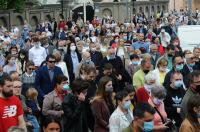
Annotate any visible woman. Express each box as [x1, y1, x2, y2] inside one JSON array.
[[53, 51, 70, 83], [3, 54, 17, 74], [109, 91, 134, 132], [9, 46, 22, 74], [64, 42, 81, 84], [152, 57, 169, 86], [148, 85, 169, 131], [19, 49, 28, 73], [91, 76, 115, 132], [21, 61, 36, 96], [180, 94, 200, 132], [62, 79, 90, 132], [43, 116, 61, 132]]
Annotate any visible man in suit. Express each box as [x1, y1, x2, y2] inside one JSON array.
[[41, 37, 55, 55], [150, 44, 161, 69], [35, 54, 63, 104]]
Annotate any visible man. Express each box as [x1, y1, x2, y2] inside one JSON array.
[[75, 51, 95, 78], [164, 72, 185, 128], [29, 35, 47, 67], [163, 55, 186, 89], [181, 70, 200, 119], [136, 72, 156, 103], [132, 33, 150, 54], [0, 75, 27, 131], [51, 18, 57, 40], [133, 59, 152, 90], [150, 44, 161, 68], [89, 43, 103, 71], [96, 63, 120, 92], [41, 37, 55, 55], [10, 71, 20, 81], [164, 44, 176, 70], [35, 54, 63, 104], [183, 53, 197, 87], [133, 103, 155, 132]]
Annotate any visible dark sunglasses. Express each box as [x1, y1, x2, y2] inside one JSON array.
[[48, 61, 56, 63], [29, 68, 34, 70], [177, 62, 184, 65]]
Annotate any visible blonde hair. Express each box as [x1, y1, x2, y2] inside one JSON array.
[[26, 88, 38, 100]]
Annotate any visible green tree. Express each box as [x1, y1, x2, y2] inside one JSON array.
[[0, 0, 25, 12]]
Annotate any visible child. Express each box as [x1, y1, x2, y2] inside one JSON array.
[[25, 88, 40, 132]]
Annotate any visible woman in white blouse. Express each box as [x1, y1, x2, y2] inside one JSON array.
[[53, 51, 70, 82]]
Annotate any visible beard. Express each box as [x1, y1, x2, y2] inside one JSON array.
[[2, 90, 13, 98]]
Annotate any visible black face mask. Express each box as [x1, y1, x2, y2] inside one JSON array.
[[168, 54, 173, 57], [195, 85, 200, 94], [143, 70, 150, 74]]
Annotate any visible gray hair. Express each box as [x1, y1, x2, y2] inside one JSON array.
[[8, 126, 25, 132], [144, 72, 156, 83], [151, 85, 166, 99]]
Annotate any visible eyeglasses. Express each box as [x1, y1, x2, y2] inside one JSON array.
[[28, 68, 34, 71], [177, 62, 184, 65], [48, 61, 56, 63]]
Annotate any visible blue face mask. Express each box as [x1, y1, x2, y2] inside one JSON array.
[[174, 80, 183, 88], [176, 64, 183, 71], [123, 100, 131, 110], [132, 61, 139, 65], [188, 63, 195, 67], [63, 84, 70, 91], [144, 121, 154, 132]]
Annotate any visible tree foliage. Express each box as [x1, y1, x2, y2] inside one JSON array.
[[0, 0, 25, 12]]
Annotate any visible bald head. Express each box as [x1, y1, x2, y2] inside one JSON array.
[[82, 51, 91, 61]]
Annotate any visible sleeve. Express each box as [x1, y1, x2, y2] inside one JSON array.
[[16, 97, 24, 117], [34, 70, 45, 98], [179, 121, 193, 132], [42, 95, 63, 118], [163, 95, 177, 118], [28, 50, 33, 61], [133, 73, 142, 89], [91, 101, 109, 129], [109, 115, 120, 132]]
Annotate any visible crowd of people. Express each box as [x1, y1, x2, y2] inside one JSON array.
[[1, 8, 200, 132]]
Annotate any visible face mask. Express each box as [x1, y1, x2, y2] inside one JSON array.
[[195, 85, 200, 94], [123, 100, 131, 110], [176, 64, 183, 71], [143, 121, 154, 131], [168, 54, 173, 57], [85, 59, 91, 64], [132, 61, 139, 65], [188, 63, 195, 67], [143, 70, 150, 74], [159, 67, 166, 72], [90, 48, 96, 52], [63, 84, 70, 91], [10, 60, 15, 65], [44, 44, 49, 48], [144, 84, 154, 93], [0, 72, 3, 76], [174, 80, 183, 88], [35, 44, 39, 48], [115, 39, 119, 43], [153, 98, 162, 106], [105, 86, 113, 93], [20, 55, 25, 59], [123, 36, 127, 41], [108, 55, 115, 60], [70, 45, 76, 51]]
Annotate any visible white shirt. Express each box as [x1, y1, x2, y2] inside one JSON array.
[[29, 46, 47, 66]]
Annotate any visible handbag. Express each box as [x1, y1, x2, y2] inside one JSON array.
[[154, 107, 177, 132]]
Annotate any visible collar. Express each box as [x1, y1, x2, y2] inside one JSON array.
[[25, 72, 33, 77]]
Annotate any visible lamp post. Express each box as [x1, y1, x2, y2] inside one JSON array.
[[61, 0, 64, 17], [188, 0, 192, 16], [83, 1, 86, 23], [126, 0, 129, 21]]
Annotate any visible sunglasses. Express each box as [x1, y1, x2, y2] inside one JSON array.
[[48, 61, 56, 63], [177, 62, 184, 65], [28, 68, 34, 70]]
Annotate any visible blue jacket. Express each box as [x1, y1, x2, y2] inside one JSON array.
[[35, 66, 63, 102]]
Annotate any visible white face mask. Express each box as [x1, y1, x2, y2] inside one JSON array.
[[70, 45, 76, 51]]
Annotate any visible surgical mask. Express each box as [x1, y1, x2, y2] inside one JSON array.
[[70, 45, 76, 51], [153, 98, 162, 106], [63, 84, 70, 91], [105, 86, 113, 93], [91, 48, 96, 52], [176, 64, 183, 71], [115, 39, 119, 43], [20, 55, 25, 59], [108, 55, 115, 60], [144, 84, 154, 93], [35, 44, 39, 48], [143, 70, 150, 74], [174, 80, 183, 88], [123, 36, 127, 41], [0, 72, 3, 76], [123, 100, 131, 110], [144, 121, 154, 131], [44, 44, 49, 48], [188, 63, 195, 67], [132, 61, 139, 65], [159, 67, 166, 72], [10, 60, 15, 65], [85, 59, 91, 64]]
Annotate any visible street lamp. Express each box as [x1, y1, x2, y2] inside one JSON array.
[[61, 0, 64, 17]]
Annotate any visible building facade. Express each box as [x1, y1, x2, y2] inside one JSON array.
[[168, 0, 200, 11], [0, 0, 169, 30]]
